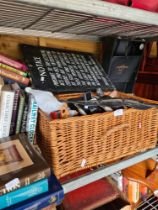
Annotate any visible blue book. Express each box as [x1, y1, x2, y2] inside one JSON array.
[[0, 178, 48, 210], [6, 173, 64, 210]]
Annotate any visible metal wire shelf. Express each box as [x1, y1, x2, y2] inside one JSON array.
[[62, 147, 158, 193], [0, 0, 157, 194], [0, 0, 157, 40]]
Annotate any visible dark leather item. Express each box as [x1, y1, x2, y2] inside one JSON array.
[[108, 55, 141, 91], [102, 37, 144, 93], [60, 176, 121, 210]]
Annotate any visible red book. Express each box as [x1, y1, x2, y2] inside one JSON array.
[[0, 67, 30, 86], [61, 177, 120, 210]]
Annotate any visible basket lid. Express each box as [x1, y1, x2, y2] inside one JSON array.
[[21, 44, 116, 93]]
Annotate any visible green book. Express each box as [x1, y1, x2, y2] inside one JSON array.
[[0, 63, 28, 77], [15, 91, 25, 134]]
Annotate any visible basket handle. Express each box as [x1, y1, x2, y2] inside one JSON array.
[[104, 123, 130, 137]]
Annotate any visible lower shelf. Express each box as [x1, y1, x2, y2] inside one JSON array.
[[62, 147, 158, 194]]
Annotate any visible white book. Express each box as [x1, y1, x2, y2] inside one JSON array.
[[0, 85, 15, 138], [26, 94, 38, 144]]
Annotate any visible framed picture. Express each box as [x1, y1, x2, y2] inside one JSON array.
[[0, 140, 33, 176]]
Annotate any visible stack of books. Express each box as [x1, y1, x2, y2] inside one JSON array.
[[0, 56, 38, 143], [0, 54, 30, 87], [0, 134, 64, 210], [0, 133, 52, 209], [6, 172, 64, 210], [0, 55, 64, 209]]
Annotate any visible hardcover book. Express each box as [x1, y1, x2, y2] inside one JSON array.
[[9, 83, 21, 135], [0, 54, 28, 71], [0, 63, 28, 77], [0, 133, 50, 195], [15, 90, 25, 134], [0, 178, 48, 209], [6, 173, 64, 210], [61, 176, 122, 210], [26, 94, 38, 144], [0, 84, 15, 138], [0, 67, 30, 86], [21, 44, 115, 93], [20, 97, 29, 133]]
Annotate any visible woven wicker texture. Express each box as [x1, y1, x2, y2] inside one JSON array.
[[37, 92, 158, 178]]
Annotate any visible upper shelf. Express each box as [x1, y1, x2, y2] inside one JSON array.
[[1, 0, 158, 40]]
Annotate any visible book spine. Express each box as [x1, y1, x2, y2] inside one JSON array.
[[0, 54, 28, 71], [9, 90, 20, 135], [36, 190, 64, 208], [0, 90, 15, 138], [0, 168, 50, 195], [0, 63, 28, 77], [13, 190, 64, 210], [2, 77, 26, 89], [128, 180, 140, 204], [15, 92, 25, 134], [20, 102, 29, 132], [0, 178, 48, 209], [26, 95, 38, 144], [0, 67, 30, 86]]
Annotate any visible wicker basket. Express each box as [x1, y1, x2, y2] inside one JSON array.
[[37, 92, 158, 178]]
